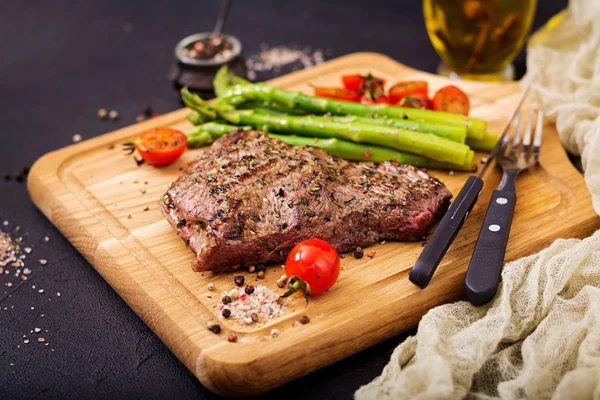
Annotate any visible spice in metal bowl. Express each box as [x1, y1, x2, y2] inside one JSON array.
[[182, 36, 234, 62]]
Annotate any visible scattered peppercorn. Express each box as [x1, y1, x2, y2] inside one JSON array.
[[22, 166, 29, 175], [248, 265, 256, 273], [270, 329, 279, 338], [143, 206, 149, 211], [354, 247, 364, 259], [277, 274, 288, 288], [207, 282, 215, 291], [299, 315, 310, 324], [136, 115, 145, 123], [251, 312, 259, 322], [227, 334, 238, 343], [4, 174, 11, 181], [108, 110, 119, 121], [142, 105, 153, 116], [229, 288, 239, 300], [97, 108, 108, 119], [222, 308, 231, 318], [367, 251, 375, 259], [257, 264, 266, 272], [14, 172, 23, 182], [72, 134, 82, 143], [107, 143, 115, 150], [234, 275, 245, 287], [245, 285, 255, 295], [222, 295, 232, 304], [257, 271, 265, 279], [207, 321, 221, 334]]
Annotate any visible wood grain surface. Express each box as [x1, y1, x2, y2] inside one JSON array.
[[27, 53, 599, 397]]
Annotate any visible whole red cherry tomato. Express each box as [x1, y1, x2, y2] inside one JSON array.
[[283, 238, 341, 298]]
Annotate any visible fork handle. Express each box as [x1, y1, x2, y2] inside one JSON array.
[[464, 170, 518, 306]]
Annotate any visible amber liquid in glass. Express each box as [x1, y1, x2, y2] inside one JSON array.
[[423, 0, 536, 81]]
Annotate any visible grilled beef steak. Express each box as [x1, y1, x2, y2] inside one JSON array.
[[160, 130, 452, 272]]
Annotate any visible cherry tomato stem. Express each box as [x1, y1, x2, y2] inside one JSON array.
[[280, 275, 310, 304]]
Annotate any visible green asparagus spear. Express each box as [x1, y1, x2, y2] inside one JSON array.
[[221, 111, 470, 165], [182, 88, 471, 164], [213, 65, 252, 100], [466, 130, 498, 152], [243, 102, 309, 116], [270, 134, 474, 171], [187, 122, 243, 147], [242, 104, 467, 143], [220, 84, 487, 140], [186, 111, 205, 125]]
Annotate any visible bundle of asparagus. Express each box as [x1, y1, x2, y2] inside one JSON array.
[[182, 66, 498, 171]]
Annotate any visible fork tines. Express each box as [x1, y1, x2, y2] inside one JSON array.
[[500, 109, 543, 164]]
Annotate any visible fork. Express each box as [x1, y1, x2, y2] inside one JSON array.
[[464, 109, 544, 306]]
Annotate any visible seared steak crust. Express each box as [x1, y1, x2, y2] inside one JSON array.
[[160, 130, 451, 272]]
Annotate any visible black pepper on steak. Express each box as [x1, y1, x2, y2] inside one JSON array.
[[159, 130, 452, 272]]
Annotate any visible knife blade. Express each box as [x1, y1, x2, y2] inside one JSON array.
[[408, 85, 530, 288]]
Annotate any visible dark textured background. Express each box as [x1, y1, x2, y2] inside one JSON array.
[[0, 1, 567, 398]]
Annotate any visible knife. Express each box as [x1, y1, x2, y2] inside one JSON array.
[[408, 85, 530, 288]]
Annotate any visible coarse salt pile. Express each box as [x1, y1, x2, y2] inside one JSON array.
[[246, 45, 327, 81], [218, 285, 287, 326], [0, 230, 22, 269]]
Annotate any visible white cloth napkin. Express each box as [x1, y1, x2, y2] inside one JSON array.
[[356, 1, 600, 398]]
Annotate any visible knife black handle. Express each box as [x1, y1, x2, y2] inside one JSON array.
[[464, 171, 518, 306], [409, 175, 483, 288]]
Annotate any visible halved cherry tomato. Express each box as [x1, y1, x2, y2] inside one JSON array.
[[314, 87, 361, 102], [342, 74, 386, 95], [431, 85, 470, 115], [134, 128, 187, 166], [388, 81, 429, 104], [341, 74, 365, 93], [396, 93, 429, 109], [284, 238, 341, 296], [361, 95, 392, 105]]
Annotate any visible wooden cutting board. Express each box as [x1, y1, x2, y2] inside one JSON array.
[[28, 53, 598, 397]]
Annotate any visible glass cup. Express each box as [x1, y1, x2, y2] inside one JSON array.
[[423, 0, 537, 81]]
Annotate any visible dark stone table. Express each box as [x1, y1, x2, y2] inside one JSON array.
[[0, 1, 566, 398]]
